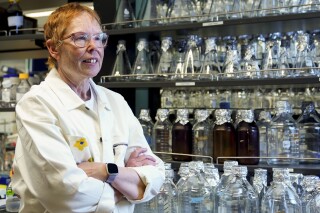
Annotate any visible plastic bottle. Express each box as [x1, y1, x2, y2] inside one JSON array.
[[6, 0, 23, 35], [172, 109, 193, 161], [138, 109, 154, 150], [261, 168, 302, 213], [153, 108, 172, 161], [16, 73, 31, 103], [219, 166, 259, 213]]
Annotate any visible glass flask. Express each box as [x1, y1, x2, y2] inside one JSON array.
[[306, 182, 320, 213], [256, 110, 272, 163], [251, 34, 266, 73], [200, 36, 221, 80], [262, 32, 282, 78], [138, 109, 155, 150], [295, 31, 316, 76], [214, 160, 239, 213], [155, 0, 170, 24], [296, 101, 320, 163], [259, 0, 281, 16], [276, 35, 291, 78], [178, 161, 214, 213], [235, 109, 260, 165], [132, 38, 154, 80], [301, 175, 320, 212], [183, 35, 202, 80], [139, 0, 158, 27], [153, 108, 173, 161], [222, 37, 240, 78], [172, 109, 193, 161], [289, 173, 304, 197], [111, 40, 132, 80], [176, 162, 190, 189], [192, 109, 212, 161], [157, 36, 174, 78], [219, 166, 259, 213], [267, 100, 300, 165], [173, 89, 189, 108], [114, 0, 136, 28], [298, 0, 320, 13], [161, 89, 174, 109], [167, 0, 193, 23], [240, 42, 260, 79], [156, 163, 178, 213], [252, 168, 268, 206], [212, 109, 236, 163], [261, 168, 302, 213], [203, 89, 218, 108]]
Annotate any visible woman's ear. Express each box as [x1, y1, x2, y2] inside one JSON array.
[[46, 39, 60, 60]]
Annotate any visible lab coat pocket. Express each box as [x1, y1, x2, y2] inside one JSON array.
[[66, 135, 93, 164], [113, 143, 128, 167]]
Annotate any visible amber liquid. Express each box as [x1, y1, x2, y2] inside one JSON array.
[[236, 121, 260, 165], [212, 122, 236, 163], [172, 122, 193, 161]]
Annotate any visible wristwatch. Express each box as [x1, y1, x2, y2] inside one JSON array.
[[105, 163, 118, 184]]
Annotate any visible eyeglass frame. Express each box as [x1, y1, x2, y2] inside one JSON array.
[[57, 32, 109, 48]]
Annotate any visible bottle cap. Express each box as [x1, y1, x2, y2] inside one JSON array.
[[2, 79, 12, 88], [220, 102, 230, 109]]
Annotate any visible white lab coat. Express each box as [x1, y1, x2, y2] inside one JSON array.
[[12, 69, 165, 213]]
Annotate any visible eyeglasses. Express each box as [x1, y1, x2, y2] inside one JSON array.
[[58, 32, 108, 48]]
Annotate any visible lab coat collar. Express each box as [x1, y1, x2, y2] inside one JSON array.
[[45, 68, 111, 111]]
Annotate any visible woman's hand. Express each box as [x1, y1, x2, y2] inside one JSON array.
[[126, 147, 157, 167]]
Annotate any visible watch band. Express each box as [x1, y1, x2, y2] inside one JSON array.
[[106, 163, 118, 184]]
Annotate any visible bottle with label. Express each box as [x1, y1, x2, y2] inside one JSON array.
[[192, 109, 212, 161], [6, 0, 23, 35], [212, 109, 236, 163], [172, 109, 193, 161], [267, 100, 300, 165], [138, 109, 155, 150], [153, 108, 172, 161], [16, 73, 31, 103], [296, 101, 320, 164], [235, 109, 260, 165], [111, 40, 132, 80]]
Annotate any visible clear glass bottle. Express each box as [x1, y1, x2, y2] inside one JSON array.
[[111, 40, 132, 80], [153, 108, 172, 161], [176, 162, 190, 189], [132, 38, 154, 80], [267, 100, 300, 165], [178, 161, 214, 213], [6, 0, 23, 35], [289, 173, 304, 198], [306, 182, 320, 213], [16, 73, 31, 103], [160, 89, 174, 109], [172, 109, 193, 161], [200, 37, 221, 80], [256, 110, 272, 163], [219, 166, 259, 213], [203, 163, 220, 191], [192, 109, 212, 161], [138, 109, 155, 150], [235, 109, 260, 165], [296, 101, 320, 164], [214, 160, 238, 213], [261, 168, 302, 213], [6, 174, 20, 212], [1, 76, 12, 108], [157, 36, 174, 78], [212, 109, 236, 163], [252, 168, 268, 206], [156, 163, 178, 213], [301, 175, 320, 212]]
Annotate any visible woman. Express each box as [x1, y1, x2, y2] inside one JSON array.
[[12, 3, 165, 213]]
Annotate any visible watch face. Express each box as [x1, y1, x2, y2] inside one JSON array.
[[108, 163, 118, 173]]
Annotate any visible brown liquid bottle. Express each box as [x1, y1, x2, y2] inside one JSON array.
[[172, 109, 193, 161], [235, 110, 260, 165], [212, 109, 236, 164]]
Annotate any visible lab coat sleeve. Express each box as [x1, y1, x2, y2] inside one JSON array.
[[13, 95, 116, 213], [121, 102, 165, 204]]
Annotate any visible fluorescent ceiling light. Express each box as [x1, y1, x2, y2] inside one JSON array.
[[24, 3, 94, 18]]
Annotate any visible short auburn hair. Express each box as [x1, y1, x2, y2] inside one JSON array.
[[44, 3, 102, 69]]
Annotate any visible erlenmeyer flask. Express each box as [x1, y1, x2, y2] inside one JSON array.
[[132, 38, 154, 80], [222, 37, 240, 78], [111, 40, 132, 80], [114, 0, 136, 29], [183, 35, 202, 80], [200, 36, 221, 80], [157, 36, 174, 79], [139, 0, 158, 26]]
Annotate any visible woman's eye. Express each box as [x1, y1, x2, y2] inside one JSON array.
[[76, 34, 88, 41]]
